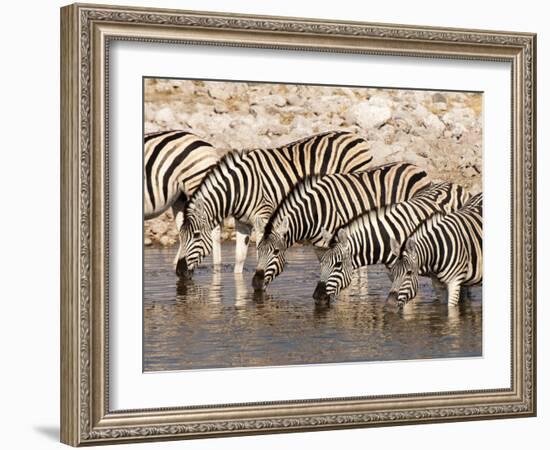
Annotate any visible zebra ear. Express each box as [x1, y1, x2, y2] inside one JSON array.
[[319, 228, 333, 247], [390, 237, 402, 257], [254, 217, 266, 235], [277, 216, 290, 236], [192, 198, 207, 220], [178, 179, 187, 194], [405, 237, 417, 253], [337, 228, 350, 243], [340, 236, 351, 253]]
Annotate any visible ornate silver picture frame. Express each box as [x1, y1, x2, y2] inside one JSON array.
[[60, 3, 536, 446]]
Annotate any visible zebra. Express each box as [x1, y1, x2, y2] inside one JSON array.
[[252, 162, 431, 291], [144, 130, 223, 266], [386, 192, 482, 307], [313, 182, 471, 303], [175, 130, 374, 277]]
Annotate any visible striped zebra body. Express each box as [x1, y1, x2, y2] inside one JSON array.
[[144, 130, 220, 218], [176, 131, 373, 277], [144, 130, 222, 267], [387, 193, 482, 307], [313, 182, 471, 302], [253, 162, 431, 291]]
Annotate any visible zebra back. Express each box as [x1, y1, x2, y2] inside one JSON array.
[[186, 130, 373, 228], [332, 181, 470, 267], [144, 130, 220, 218], [265, 162, 430, 248]]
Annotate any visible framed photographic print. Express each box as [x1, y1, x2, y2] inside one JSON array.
[[60, 3, 537, 446]]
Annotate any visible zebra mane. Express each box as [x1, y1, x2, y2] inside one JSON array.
[[268, 130, 346, 150], [327, 184, 453, 251], [237, 130, 345, 154], [395, 195, 482, 257], [398, 192, 481, 254], [462, 192, 483, 210], [389, 184, 463, 256], [263, 163, 404, 238], [186, 149, 246, 205], [262, 175, 323, 237], [395, 211, 447, 257]]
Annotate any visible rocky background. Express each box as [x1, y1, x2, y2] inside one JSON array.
[[144, 79, 482, 247]]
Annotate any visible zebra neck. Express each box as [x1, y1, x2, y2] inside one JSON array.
[[380, 198, 444, 262], [287, 219, 320, 248], [193, 152, 262, 225], [404, 195, 443, 224], [413, 230, 438, 276], [347, 211, 395, 267]]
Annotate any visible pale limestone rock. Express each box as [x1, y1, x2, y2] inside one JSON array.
[[286, 94, 304, 106], [150, 220, 168, 236], [423, 112, 446, 136], [155, 107, 176, 127], [347, 101, 392, 129], [412, 104, 429, 123], [207, 84, 232, 100], [432, 92, 447, 104], [144, 122, 158, 134], [213, 101, 229, 114]]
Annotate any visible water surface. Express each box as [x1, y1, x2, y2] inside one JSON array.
[[144, 244, 482, 371]]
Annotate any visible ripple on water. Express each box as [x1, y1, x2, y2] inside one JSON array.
[[143, 244, 482, 371]]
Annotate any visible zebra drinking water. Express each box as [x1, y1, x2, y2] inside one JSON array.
[[387, 193, 482, 307], [175, 130, 374, 277], [313, 182, 471, 303], [144, 130, 223, 266], [252, 162, 431, 291]]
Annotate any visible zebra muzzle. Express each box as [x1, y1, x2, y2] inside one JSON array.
[[386, 292, 403, 307], [252, 270, 266, 291], [176, 258, 193, 279], [313, 281, 329, 302]]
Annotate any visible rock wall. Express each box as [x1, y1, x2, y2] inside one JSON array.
[[144, 79, 482, 247]]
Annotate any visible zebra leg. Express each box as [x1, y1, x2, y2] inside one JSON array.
[[446, 280, 463, 307], [431, 276, 447, 302], [212, 225, 222, 266], [234, 221, 252, 274]]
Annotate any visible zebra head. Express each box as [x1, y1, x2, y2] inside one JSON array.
[[252, 217, 290, 291], [313, 228, 353, 303], [175, 198, 213, 278], [387, 237, 420, 307]]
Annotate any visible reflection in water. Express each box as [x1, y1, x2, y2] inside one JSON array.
[[144, 244, 482, 371]]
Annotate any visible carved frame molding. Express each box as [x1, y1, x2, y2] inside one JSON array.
[[60, 3, 536, 446]]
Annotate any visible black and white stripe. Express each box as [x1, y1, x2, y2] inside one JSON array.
[[176, 130, 373, 277], [252, 162, 431, 291], [313, 182, 471, 302], [387, 192, 482, 307], [144, 130, 222, 267], [144, 130, 220, 218]]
